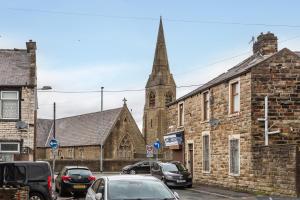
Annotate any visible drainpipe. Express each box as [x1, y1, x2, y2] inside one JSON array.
[[100, 144, 103, 173]]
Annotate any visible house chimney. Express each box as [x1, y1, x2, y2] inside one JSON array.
[[253, 32, 278, 55], [26, 40, 36, 53]]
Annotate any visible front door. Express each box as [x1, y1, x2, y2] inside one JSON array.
[[188, 143, 194, 176]]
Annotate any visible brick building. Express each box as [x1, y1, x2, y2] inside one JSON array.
[[36, 103, 146, 163], [0, 41, 37, 161], [165, 32, 300, 196]]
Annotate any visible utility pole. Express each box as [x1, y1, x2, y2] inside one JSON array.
[[101, 87, 104, 111], [52, 102, 56, 179]]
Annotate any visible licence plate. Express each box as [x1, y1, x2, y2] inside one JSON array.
[[177, 180, 186, 183], [73, 184, 86, 189]]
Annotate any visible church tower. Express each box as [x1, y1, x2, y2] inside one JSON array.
[[143, 17, 176, 146]]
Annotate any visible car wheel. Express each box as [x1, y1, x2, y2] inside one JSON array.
[[29, 192, 45, 200], [130, 170, 136, 174]]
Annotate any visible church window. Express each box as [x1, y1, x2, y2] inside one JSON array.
[[178, 102, 184, 127], [149, 92, 155, 107], [165, 92, 173, 105], [118, 135, 133, 159], [150, 119, 153, 128]]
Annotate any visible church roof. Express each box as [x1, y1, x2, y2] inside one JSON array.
[[37, 107, 123, 147], [169, 48, 300, 105], [146, 17, 176, 88], [0, 49, 35, 86]]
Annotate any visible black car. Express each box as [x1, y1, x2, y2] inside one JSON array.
[[121, 160, 156, 174], [0, 161, 54, 200], [55, 166, 95, 197], [151, 161, 192, 188]]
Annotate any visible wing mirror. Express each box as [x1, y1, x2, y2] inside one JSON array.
[[173, 191, 180, 199], [95, 193, 103, 200]]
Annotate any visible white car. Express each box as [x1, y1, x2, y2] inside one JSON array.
[[85, 175, 180, 200]]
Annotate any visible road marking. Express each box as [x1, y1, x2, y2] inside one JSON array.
[[187, 188, 238, 199]]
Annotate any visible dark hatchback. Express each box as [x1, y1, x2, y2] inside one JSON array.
[[151, 161, 192, 188], [121, 160, 155, 174], [55, 166, 95, 197], [0, 161, 54, 200]]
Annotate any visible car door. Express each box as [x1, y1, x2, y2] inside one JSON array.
[[140, 161, 150, 174], [86, 178, 105, 200], [151, 163, 161, 179]]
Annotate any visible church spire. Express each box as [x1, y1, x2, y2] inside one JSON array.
[[152, 16, 169, 73]]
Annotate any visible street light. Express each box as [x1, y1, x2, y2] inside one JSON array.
[[34, 85, 52, 161]]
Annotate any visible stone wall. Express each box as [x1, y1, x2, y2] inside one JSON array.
[[0, 86, 36, 161], [167, 72, 253, 188]]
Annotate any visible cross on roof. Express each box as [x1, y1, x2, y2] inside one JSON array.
[[122, 97, 127, 105]]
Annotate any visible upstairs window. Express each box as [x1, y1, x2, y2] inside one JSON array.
[[230, 81, 240, 114], [149, 92, 156, 107], [165, 92, 173, 105], [203, 91, 209, 121], [178, 102, 184, 127], [0, 91, 19, 119]]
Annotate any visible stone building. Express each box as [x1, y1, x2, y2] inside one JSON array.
[[143, 18, 176, 148], [166, 32, 300, 196], [36, 103, 146, 163], [0, 41, 37, 161]]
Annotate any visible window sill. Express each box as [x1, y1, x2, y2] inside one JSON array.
[[228, 112, 240, 118], [202, 170, 210, 174], [229, 173, 240, 177], [177, 125, 184, 129], [200, 120, 210, 124]]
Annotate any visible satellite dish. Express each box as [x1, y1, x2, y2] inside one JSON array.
[[209, 118, 220, 127], [16, 121, 28, 129]]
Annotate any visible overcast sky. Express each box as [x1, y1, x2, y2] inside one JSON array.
[[1, 1, 300, 130]]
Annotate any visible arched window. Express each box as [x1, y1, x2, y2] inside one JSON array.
[[165, 91, 173, 105], [149, 91, 156, 107], [118, 135, 133, 159]]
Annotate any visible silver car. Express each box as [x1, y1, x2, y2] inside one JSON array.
[[85, 175, 180, 200]]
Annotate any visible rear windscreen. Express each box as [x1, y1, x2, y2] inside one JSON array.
[[67, 169, 91, 176]]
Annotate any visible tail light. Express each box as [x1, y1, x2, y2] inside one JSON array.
[[88, 176, 96, 181], [47, 176, 52, 191], [62, 175, 71, 182]]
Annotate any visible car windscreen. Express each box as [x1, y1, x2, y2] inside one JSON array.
[[161, 163, 179, 172], [67, 169, 91, 176], [108, 179, 174, 199], [174, 163, 188, 172]]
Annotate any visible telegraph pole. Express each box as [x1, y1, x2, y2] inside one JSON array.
[[101, 87, 104, 111], [100, 87, 104, 173]]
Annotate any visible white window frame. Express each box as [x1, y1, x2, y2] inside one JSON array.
[[202, 131, 210, 173], [228, 78, 240, 115], [186, 140, 194, 176], [0, 142, 20, 153], [178, 102, 184, 127], [0, 91, 19, 120], [228, 134, 240, 176], [202, 90, 210, 121]]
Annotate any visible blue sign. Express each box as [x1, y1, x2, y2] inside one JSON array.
[[153, 140, 161, 149], [49, 139, 59, 149]]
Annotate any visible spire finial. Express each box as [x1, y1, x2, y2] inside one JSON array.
[[122, 97, 127, 105]]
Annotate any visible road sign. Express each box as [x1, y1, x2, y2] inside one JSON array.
[[49, 139, 59, 149], [153, 140, 161, 149], [146, 145, 154, 158]]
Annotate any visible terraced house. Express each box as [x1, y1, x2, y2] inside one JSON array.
[[166, 32, 300, 196], [0, 40, 37, 161]]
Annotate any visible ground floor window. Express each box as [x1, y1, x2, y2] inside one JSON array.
[[0, 142, 20, 153], [229, 135, 240, 176], [202, 132, 210, 173]]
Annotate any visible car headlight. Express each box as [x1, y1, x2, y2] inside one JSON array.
[[165, 175, 173, 180]]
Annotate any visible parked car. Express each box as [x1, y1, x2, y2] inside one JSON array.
[[85, 175, 180, 200], [0, 161, 55, 200], [121, 160, 155, 174], [55, 166, 95, 197], [151, 161, 192, 188]]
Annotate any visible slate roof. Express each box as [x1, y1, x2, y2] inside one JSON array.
[[170, 49, 300, 105], [295, 51, 300, 57], [37, 107, 123, 147], [0, 49, 35, 86]]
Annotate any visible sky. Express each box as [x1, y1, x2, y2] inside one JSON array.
[[1, 1, 300, 130]]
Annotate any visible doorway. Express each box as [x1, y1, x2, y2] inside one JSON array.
[[187, 142, 194, 176]]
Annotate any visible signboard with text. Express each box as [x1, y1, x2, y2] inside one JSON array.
[[146, 145, 154, 158]]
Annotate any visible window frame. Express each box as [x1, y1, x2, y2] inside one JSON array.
[[0, 142, 20, 153], [202, 131, 210, 173], [228, 78, 240, 115], [178, 102, 184, 127], [0, 91, 20, 120], [202, 91, 210, 121], [228, 134, 240, 176], [149, 91, 156, 107]]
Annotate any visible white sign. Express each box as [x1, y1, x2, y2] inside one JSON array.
[[146, 145, 153, 158], [164, 133, 183, 147]]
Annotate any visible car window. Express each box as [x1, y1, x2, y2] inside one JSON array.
[[67, 169, 91, 176], [92, 179, 101, 193], [97, 179, 105, 194], [4, 165, 26, 182], [28, 165, 48, 180], [161, 163, 178, 172]]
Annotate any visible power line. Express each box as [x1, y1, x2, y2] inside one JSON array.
[[7, 7, 300, 29]]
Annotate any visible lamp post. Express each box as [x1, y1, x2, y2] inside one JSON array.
[[34, 86, 52, 161]]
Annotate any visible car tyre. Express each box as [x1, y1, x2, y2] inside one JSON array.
[[29, 192, 45, 200], [187, 184, 192, 188], [130, 170, 136, 174]]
